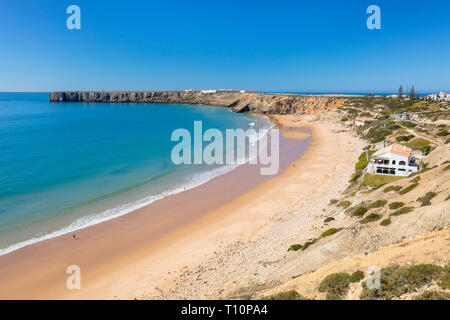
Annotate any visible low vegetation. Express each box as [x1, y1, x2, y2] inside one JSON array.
[[288, 244, 302, 252], [368, 200, 387, 209], [362, 174, 403, 188], [383, 185, 402, 193], [398, 183, 419, 194], [355, 151, 374, 171], [406, 138, 430, 149], [301, 238, 319, 251], [415, 291, 449, 300], [360, 264, 448, 300], [360, 213, 382, 224], [396, 134, 414, 142], [352, 207, 368, 217], [318, 272, 350, 300], [417, 192, 437, 206], [390, 207, 414, 217], [349, 271, 365, 283], [388, 202, 404, 210], [321, 228, 339, 238], [324, 217, 335, 223], [338, 201, 351, 208], [401, 121, 417, 128], [380, 218, 391, 226], [410, 176, 421, 184], [263, 290, 310, 300]]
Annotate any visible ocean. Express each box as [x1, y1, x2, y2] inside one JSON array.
[[0, 93, 272, 255]]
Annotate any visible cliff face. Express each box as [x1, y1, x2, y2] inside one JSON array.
[[228, 94, 346, 114], [49, 91, 346, 115]]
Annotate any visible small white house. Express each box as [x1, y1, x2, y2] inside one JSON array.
[[367, 143, 419, 177]]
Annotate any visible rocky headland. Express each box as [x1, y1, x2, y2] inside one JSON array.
[[49, 91, 347, 115]]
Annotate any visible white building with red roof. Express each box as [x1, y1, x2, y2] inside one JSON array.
[[367, 143, 419, 177]]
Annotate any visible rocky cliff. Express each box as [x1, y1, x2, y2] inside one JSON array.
[[49, 91, 346, 115]]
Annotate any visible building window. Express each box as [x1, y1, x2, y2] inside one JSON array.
[[399, 161, 406, 166], [392, 160, 396, 165]]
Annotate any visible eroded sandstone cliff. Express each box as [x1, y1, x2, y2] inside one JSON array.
[[49, 91, 346, 115]]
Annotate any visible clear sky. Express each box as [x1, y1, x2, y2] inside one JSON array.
[[0, 0, 448, 93]]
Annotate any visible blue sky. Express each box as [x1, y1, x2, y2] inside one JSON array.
[[0, 0, 448, 93]]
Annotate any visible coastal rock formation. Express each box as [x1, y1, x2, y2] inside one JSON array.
[[228, 94, 346, 114], [49, 91, 346, 115]]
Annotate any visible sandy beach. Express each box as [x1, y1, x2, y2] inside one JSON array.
[[0, 114, 364, 299]]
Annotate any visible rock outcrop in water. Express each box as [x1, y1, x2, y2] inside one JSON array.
[[49, 91, 346, 115]]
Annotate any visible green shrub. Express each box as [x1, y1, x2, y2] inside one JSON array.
[[349, 271, 364, 283], [288, 244, 302, 252], [355, 151, 374, 171], [398, 183, 419, 194], [321, 228, 339, 238], [318, 273, 350, 300], [388, 202, 404, 210], [352, 207, 368, 217], [349, 172, 361, 183], [324, 217, 335, 223], [422, 145, 431, 155], [417, 192, 437, 206], [436, 129, 449, 136], [401, 121, 417, 128], [390, 207, 414, 217], [364, 127, 393, 143], [410, 176, 421, 184], [360, 213, 382, 224], [445, 138, 450, 144], [446, 194, 450, 201], [264, 290, 309, 300], [396, 135, 411, 142], [338, 201, 351, 208], [444, 165, 450, 171], [301, 238, 319, 251], [383, 185, 402, 193], [380, 218, 391, 226], [329, 199, 338, 205], [369, 200, 387, 209], [407, 264, 443, 288]]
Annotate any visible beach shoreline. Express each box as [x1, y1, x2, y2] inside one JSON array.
[[0, 114, 364, 299]]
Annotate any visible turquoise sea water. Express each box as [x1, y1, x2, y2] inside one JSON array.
[[0, 93, 271, 254]]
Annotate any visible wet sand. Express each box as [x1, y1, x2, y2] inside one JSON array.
[[0, 118, 311, 299]]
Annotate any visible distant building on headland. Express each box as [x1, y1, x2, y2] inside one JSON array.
[[355, 117, 377, 126], [200, 89, 257, 94], [367, 143, 419, 177]]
